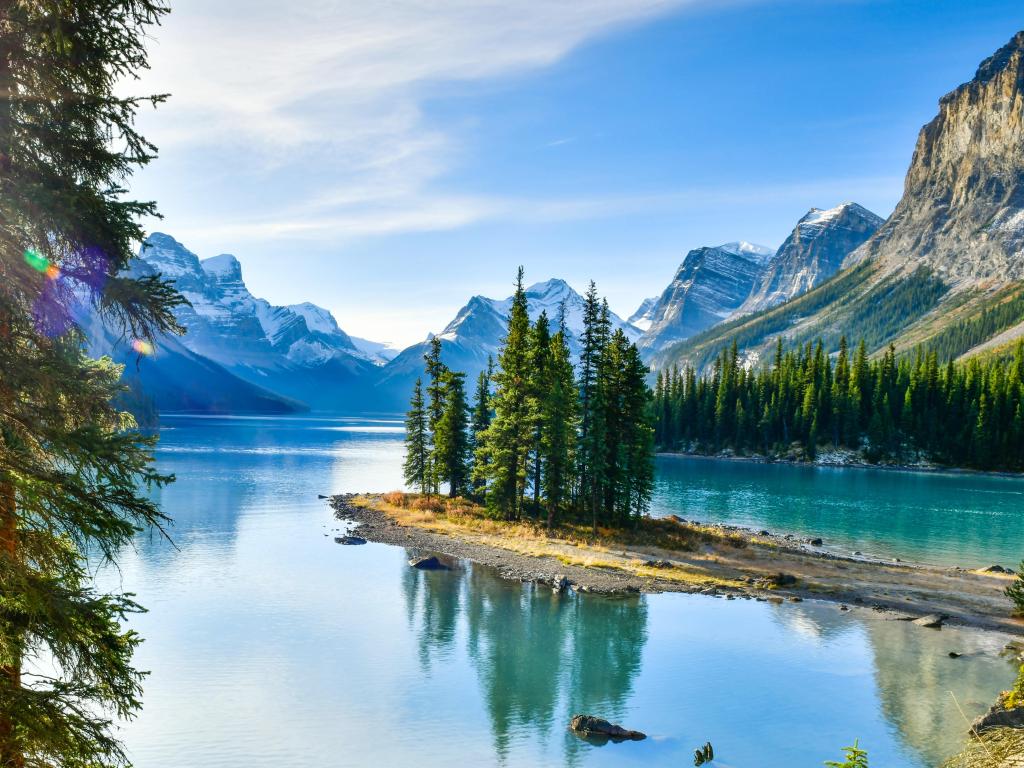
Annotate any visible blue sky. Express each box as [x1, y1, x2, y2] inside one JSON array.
[[132, 0, 1024, 347]]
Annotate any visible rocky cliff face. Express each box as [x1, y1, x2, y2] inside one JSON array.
[[739, 203, 883, 315], [846, 30, 1024, 284], [638, 242, 773, 352]]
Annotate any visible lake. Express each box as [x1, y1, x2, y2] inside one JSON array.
[[111, 414, 1024, 767]]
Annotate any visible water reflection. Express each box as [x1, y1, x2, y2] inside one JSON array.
[[864, 616, 1014, 762], [403, 560, 649, 765]]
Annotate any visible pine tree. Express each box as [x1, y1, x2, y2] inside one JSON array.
[[403, 378, 429, 493], [469, 358, 493, 499], [577, 286, 611, 531], [433, 371, 471, 497], [526, 311, 552, 517], [476, 268, 533, 520], [0, 3, 187, 764], [423, 336, 447, 494], [540, 311, 577, 528]]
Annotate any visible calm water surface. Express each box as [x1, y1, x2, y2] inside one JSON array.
[[653, 455, 1024, 567], [112, 415, 1024, 767]]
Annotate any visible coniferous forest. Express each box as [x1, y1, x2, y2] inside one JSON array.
[[404, 269, 655, 530], [653, 337, 1024, 471]]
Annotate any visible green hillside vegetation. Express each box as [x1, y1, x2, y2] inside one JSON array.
[[917, 283, 1024, 362]]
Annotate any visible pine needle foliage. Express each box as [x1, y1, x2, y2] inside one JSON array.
[[0, 2, 186, 766]]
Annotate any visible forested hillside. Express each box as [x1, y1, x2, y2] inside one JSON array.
[[654, 338, 1024, 470]]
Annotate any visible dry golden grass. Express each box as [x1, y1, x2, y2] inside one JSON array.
[[941, 728, 1024, 768], [351, 492, 746, 588]]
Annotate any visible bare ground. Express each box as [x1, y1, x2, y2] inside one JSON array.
[[331, 493, 1024, 636]]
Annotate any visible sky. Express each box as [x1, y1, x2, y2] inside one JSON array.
[[130, 0, 1024, 349]]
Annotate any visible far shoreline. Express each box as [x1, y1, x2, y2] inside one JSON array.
[[656, 449, 1024, 480]]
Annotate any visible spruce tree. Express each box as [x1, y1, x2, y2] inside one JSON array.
[[469, 359, 493, 499], [403, 378, 429, 493], [577, 285, 611, 531], [433, 371, 470, 497], [476, 268, 533, 520], [0, 3, 187, 765], [526, 311, 552, 517], [540, 310, 577, 528], [423, 336, 447, 494]]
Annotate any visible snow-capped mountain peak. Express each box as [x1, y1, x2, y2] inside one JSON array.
[[736, 202, 884, 316], [718, 241, 775, 263], [135, 233, 389, 401]]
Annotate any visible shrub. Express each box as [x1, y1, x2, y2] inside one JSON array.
[[1006, 562, 1024, 615], [1001, 665, 1024, 710], [411, 496, 444, 513], [382, 491, 408, 507]]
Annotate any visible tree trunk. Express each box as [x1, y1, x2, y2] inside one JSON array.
[[0, 479, 22, 768]]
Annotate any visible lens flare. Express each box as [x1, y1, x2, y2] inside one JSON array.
[[131, 339, 154, 356], [44, 264, 60, 280], [24, 249, 49, 272]]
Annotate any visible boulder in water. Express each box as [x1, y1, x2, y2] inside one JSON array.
[[569, 715, 645, 742], [912, 613, 948, 628], [409, 555, 450, 570], [334, 535, 367, 545]]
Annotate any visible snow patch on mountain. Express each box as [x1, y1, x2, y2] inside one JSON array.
[[628, 297, 658, 332], [638, 242, 771, 353]]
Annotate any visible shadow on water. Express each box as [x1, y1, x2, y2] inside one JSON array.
[[401, 559, 648, 766]]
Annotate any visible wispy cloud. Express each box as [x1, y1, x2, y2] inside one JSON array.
[[133, 0, 727, 246], [166, 175, 903, 245]]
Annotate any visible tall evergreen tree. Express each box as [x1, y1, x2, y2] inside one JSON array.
[[577, 285, 611, 531], [433, 371, 471, 497], [403, 378, 429, 493], [540, 309, 577, 528], [0, 3, 187, 765], [469, 358, 493, 499], [423, 336, 447, 494], [526, 311, 552, 517], [476, 268, 533, 519]]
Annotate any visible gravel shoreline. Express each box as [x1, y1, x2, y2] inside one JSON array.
[[330, 494, 1024, 635]]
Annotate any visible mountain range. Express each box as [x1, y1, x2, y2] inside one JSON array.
[[654, 29, 1024, 373], [96, 30, 1024, 415]]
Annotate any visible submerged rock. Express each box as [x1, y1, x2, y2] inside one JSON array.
[[569, 714, 645, 742], [409, 556, 450, 571], [809, 538, 823, 546], [551, 575, 570, 593], [912, 613, 948, 628], [334, 535, 367, 545]]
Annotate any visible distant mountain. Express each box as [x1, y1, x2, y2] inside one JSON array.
[[627, 297, 658, 332], [737, 203, 883, 315], [81, 311, 303, 416], [375, 278, 641, 406], [349, 335, 400, 364], [132, 233, 388, 410], [652, 30, 1024, 373], [637, 241, 773, 353]]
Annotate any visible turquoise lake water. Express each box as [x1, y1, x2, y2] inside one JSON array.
[[111, 414, 1024, 767]]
